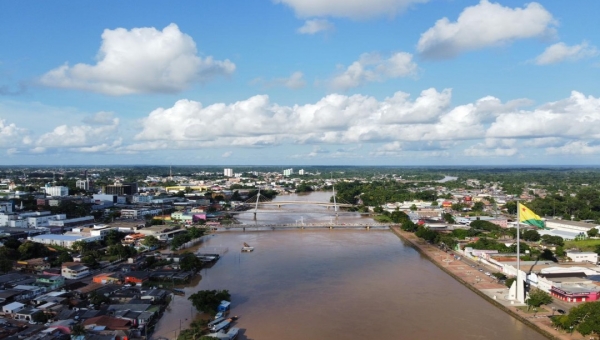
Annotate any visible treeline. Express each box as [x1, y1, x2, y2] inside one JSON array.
[[332, 180, 438, 206], [526, 187, 600, 222]]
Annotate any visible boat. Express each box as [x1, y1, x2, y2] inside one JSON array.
[[241, 242, 254, 252]]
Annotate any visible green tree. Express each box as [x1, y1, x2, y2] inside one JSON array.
[[71, 323, 87, 336], [142, 235, 160, 248], [526, 288, 552, 310], [442, 213, 455, 224], [0, 258, 13, 273], [522, 229, 541, 242], [188, 290, 231, 315], [505, 201, 517, 215], [17, 241, 49, 260], [588, 228, 599, 238], [179, 252, 203, 272], [472, 201, 484, 211], [553, 301, 600, 337]]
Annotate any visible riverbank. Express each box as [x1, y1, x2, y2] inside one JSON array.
[[390, 227, 585, 340]]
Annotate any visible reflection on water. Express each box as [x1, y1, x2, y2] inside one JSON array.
[[152, 193, 545, 340]]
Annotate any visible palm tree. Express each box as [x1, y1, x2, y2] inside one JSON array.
[[70, 323, 86, 336]]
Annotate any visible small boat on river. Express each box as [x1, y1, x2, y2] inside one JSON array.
[[241, 242, 254, 252]]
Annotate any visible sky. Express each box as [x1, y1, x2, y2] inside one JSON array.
[[1, 0, 599, 166]]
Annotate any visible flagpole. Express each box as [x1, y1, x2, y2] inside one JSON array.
[[516, 202, 521, 303]]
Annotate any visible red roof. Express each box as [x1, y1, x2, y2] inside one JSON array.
[[83, 315, 131, 330]]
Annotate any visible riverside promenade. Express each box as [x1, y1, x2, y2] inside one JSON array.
[[391, 227, 588, 340]]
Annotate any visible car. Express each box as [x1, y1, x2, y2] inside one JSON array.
[[484, 272, 491, 276], [478, 269, 484, 272], [557, 309, 566, 315]]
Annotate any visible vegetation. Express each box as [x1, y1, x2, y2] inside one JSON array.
[[525, 288, 552, 310], [188, 290, 231, 315], [552, 301, 600, 337]]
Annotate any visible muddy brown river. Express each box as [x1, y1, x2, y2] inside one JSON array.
[[152, 192, 546, 340]]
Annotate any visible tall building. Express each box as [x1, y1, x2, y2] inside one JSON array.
[[103, 183, 138, 195], [283, 168, 293, 177], [224, 168, 233, 177], [76, 179, 90, 191], [44, 185, 69, 197], [298, 169, 305, 175]]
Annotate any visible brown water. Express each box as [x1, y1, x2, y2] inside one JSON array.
[[152, 193, 547, 340]]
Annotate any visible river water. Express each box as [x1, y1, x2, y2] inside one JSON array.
[[152, 192, 545, 340]]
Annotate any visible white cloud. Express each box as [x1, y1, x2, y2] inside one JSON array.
[[35, 118, 120, 150], [417, 0, 556, 59], [0, 118, 29, 147], [297, 19, 334, 34], [274, 0, 427, 19], [222, 151, 233, 158], [546, 141, 600, 155], [535, 41, 599, 65], [487, 91, 600, 139], [39, 23, 235, 95], [330, 52, 417, 90]]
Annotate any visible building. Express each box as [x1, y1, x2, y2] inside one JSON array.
[[283, 168, 293, 176], [224, 168, 233, 177], [566, 251, 598, 264], [61, 263, 90, 279], [120, 208, 160, 219], [76, 179, 90, 191], [28, 233, 101, 248], [43, 185, 69, 197], [103, 183, 138, 196]]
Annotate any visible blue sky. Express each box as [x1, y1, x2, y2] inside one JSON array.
[[1, 0, 599, 166]]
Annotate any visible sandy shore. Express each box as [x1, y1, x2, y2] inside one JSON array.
[[390, 227, 588, 340]]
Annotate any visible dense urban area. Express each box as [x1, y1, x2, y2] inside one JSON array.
[[0, 166, 600, 339]]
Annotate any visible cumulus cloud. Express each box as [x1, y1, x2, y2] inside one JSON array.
[[546, 141, 600, 155], [274, 0, 427, 19], [0, 119, 29, 147], [535, 41, 599, 65], [39, 23, 235, 95], [35, 118, 120, 150], [222, 151, 233, 158], [330, 52, 417, 90], [133, 87, 496, 153], [417, 0, 556, 59], [487, 91, 600, 139], [297, 19, 334, 34]]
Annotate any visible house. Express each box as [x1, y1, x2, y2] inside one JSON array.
[[140, 289, 168, 302], [123, 271, 150, 285], [35, 275, 65, 290], [83, 315, 132, 330], [2, 301, 24, 315], [93, 272, 122, 284], [123, 233, 145, 245], [14, 258, 51, 273], [14, 306, 40, 321], [62, 263, 90, 279], [12, 284, 45, 299]]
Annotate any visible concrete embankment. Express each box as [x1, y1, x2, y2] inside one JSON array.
[[390, 227, 581, 340]]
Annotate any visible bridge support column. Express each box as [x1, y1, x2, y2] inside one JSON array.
[[278, 204, 281, 208], [253, 212, 257, 220], [243, 227, 246, 232]]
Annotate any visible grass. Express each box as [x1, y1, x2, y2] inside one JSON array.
[[516, 306, 548, 314], [564, 239, 600, 251]]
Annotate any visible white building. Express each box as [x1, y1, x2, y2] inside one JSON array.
[[298, 169, 305, 175], [224, 168, 233, 177], [565, 251, 598, 264], [61, 264, 90, 279], [546, 219, 599, 234], [44, 186, 69, 197], [283, 168, 293, 176], [76, 179, 90, 191], [28, 233, 101, 248]]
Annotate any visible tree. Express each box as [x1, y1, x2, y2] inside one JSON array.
[[553, 301, 600, 337], [522, 229, 541, 242], [539, 249, 556, 262], [0, 258, 13, 273], [104, 229, 125, 246], [505, 201, 517, 215], [17, 241, 49, 260], [472, 201, 484, 211], [142, 235, 160, 248], [188, 290, 231, 315], [409, 204, 418, 211], [179, 252, 203, 272], [71, 323, 87, 336], [526, 288, 552, 310], [588, 228, 599, 238], [442, 213, 455, 224]]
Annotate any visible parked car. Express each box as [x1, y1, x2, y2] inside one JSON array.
[[557, 309, 566, 315]]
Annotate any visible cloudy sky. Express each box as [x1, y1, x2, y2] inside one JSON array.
[[1, 0, 599, 166]]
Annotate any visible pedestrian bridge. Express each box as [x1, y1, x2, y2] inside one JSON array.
[[215, 223, 390, 231], [255, 201, 354, 208]]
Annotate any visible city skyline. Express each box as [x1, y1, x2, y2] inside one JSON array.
[[1, 0, 599, 166]]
